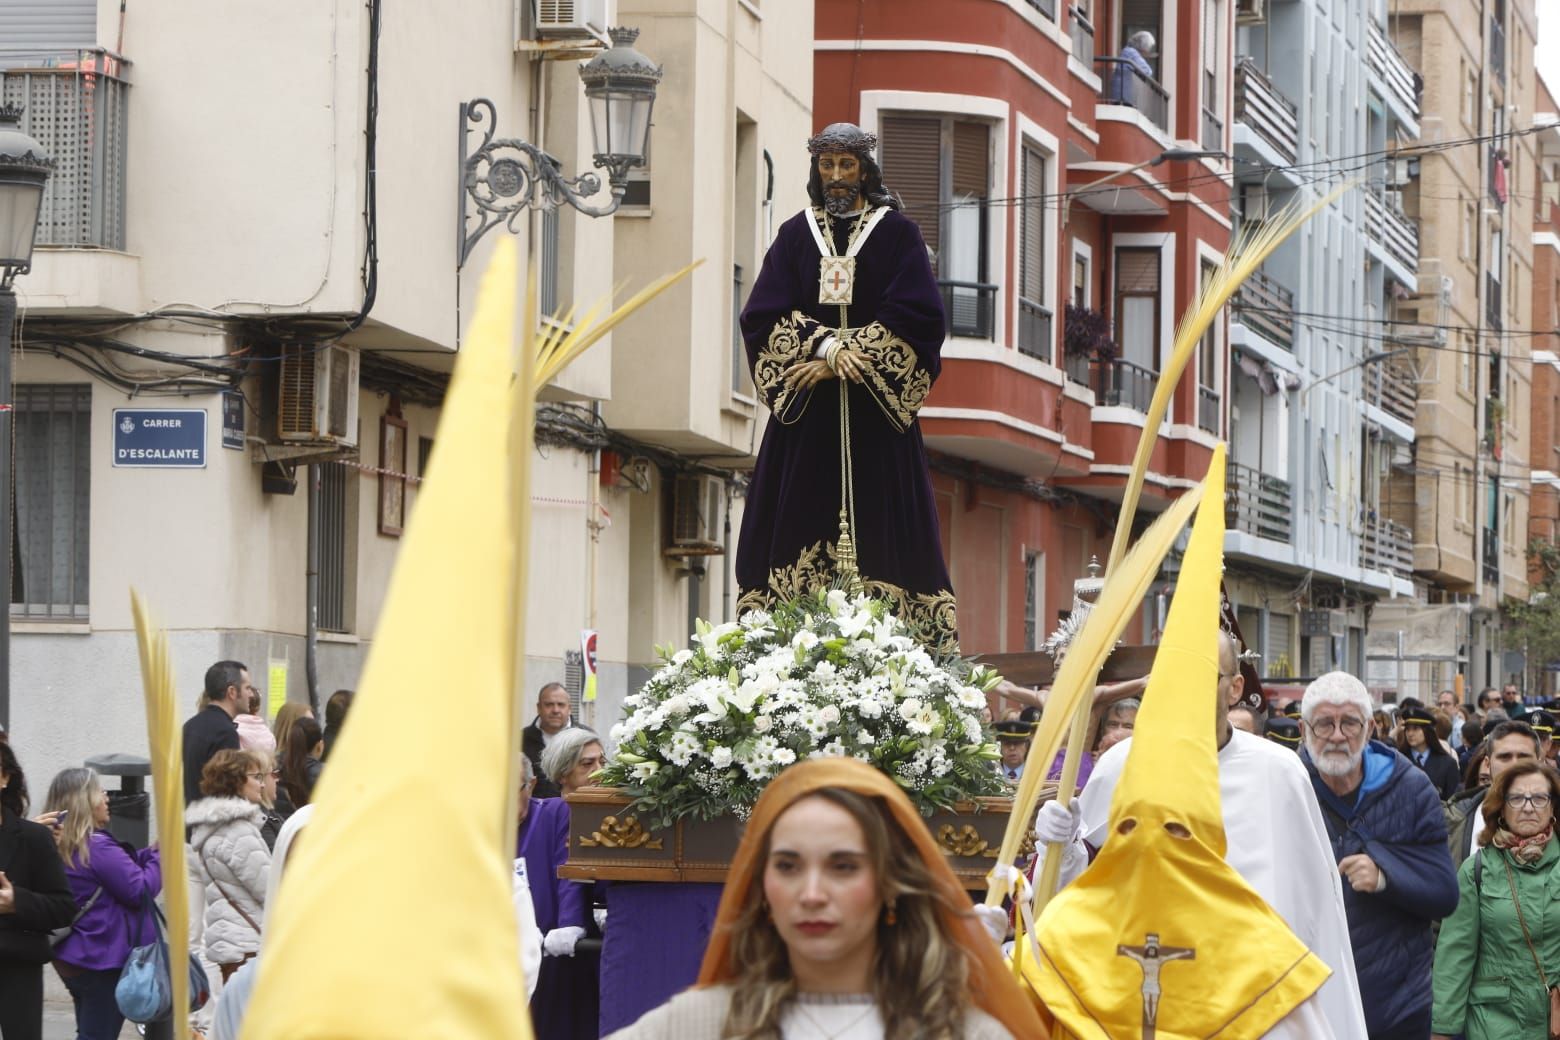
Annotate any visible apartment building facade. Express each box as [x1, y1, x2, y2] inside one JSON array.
[[1389, 0, 1538, 693], [813, 0, 1233, 655], [1, 0, 810, 779], [1528, 79, 1558, 600]]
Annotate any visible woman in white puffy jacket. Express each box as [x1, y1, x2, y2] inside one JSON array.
[[187, 748, 271, 982]]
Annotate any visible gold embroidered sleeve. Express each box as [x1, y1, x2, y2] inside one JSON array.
[[752, 310, 829, 425], [841, 322, 934, 433]]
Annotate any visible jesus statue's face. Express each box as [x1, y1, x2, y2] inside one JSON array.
[[817, 151, 866, 216]]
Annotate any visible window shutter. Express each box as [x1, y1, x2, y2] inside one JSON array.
[[1116, 249, 1160, 292], [880, 115, 942, 255], [1020, 146, 1045, 302], [0, 0, 96, 59], [951, 122, 989, 199]]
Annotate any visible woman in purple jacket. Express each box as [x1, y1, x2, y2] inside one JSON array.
[[44, 768, 170, 1040]]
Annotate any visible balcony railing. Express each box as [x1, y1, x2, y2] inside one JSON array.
[[1234, 57, 1299, 164], [1097, 58, 1170, 134], [1486, 273, 1503, 332], [1197, 385, 1220, 434], [1095, 357, 1156, 412], [1363, 190, 1418, 276], [1017, 297, 1053, 360], [1366, 19, 1420, 122], [1231, 267, 1295, 349], [1201, 105, 1223, 152], [1490, 18, 1506, 85], [1065, 352, 1092, 386], [940, 280, 996, 340], [1482, 527, 1499, 586], [1365, 357, 1417, 425], [0, 49, 130, 249], [1069, 7, 1095, 67], [1226, 462, 1293, 544], [1361, 513, 1414, 579]]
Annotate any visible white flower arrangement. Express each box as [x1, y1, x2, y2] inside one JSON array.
[[601, 589, 1005, 825]]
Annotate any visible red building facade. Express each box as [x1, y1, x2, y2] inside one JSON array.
[[1529, 80, 1559, 585], [815, 0, 1234, 653]]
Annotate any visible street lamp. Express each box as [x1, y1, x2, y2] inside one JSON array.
[[0, 104, 53, 731], [1297, 347, 1412, 404], [457, 27, 662, 268]]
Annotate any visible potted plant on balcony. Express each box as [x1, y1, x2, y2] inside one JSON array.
[[1064, 303, 1117, 360]]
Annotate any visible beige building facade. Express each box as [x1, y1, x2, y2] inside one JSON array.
[[1, 0, 810, 783], [1388, 0, 1537, 692]]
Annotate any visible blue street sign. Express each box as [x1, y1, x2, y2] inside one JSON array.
[[112, 409, 207, 468]]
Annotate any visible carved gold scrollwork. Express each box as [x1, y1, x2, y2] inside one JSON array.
[[937, 823, 995, 859], [578, 815, 665, 851]]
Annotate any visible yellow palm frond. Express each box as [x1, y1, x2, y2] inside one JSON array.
[[534, 261, 703, 386], [1102, 183, 1351, 573], [128, 591, 191, 1040], [984, 479, 1205, 907]]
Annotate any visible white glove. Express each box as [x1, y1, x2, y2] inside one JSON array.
[[593, 907, 608, 932], [543, 926, 586, 957], [1031, 841, 1090, 889], [973, 904, 1010, 945], [1035, 797, 1082, 846]]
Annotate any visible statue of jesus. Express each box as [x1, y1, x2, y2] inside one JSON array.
[[736, 123, 957, 654]]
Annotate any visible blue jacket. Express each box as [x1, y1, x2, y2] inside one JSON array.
[[1301, 740, 1459, 1035]]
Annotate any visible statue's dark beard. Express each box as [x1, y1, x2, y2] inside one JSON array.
[[823, 180, 862, 216]]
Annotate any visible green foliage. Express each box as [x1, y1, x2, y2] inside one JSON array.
[[1506, 539, 1560, 670]]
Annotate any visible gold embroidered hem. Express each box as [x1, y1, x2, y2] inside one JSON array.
[[736, 539, 960, 658], [754, 310, 829, 424], [839, 322, 933, 432]]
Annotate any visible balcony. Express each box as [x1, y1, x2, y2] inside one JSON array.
[[1097, 58, 1169, 135], [1226, 462, 1293, 544], [1365, 356, 1417, 426], [1065, 352, 1091, 385], [0, 49, 130, 250], [1233, 58, 1299, 166], [1361, 512, 1414, 579], [1025, 0, 1058, 19], [1069, 6, 1095, 67], [1095, 357, 1156, 412], [1363, 190, 1418, 282], [940, 280, 996, 340], [1366, 18, 1420, 125], [1486, 274, 1503, 333], [1490, 18, 1506, 86], [1017, 297, 1053, 360], [1482, 527, 1499, 586], [1201, 105, 1223, 153], [1231, 268, 1295, 350], [1197, 385, 1220, 434]]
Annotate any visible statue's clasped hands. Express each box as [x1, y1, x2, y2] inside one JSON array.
[[785, 345, 868, 391]]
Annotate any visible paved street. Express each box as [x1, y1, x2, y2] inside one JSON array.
[[42, 981, 139, 1039]]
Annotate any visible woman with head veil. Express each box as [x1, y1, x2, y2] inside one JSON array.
[[605, 758, 1046, 1039]]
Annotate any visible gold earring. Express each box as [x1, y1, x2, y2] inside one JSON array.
[[884, 901, 897, 927]]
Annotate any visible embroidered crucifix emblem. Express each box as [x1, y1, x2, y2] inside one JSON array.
[[819, 255, 855, 306], [1117, 933, 1195, 1039]]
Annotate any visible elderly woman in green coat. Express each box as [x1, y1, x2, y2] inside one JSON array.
[[1433, 760, 1560, 1039]]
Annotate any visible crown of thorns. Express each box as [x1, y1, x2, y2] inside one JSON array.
[[807, 123, 877, 157]]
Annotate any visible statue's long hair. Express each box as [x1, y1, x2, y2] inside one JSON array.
[[806, 154, 901, 211]]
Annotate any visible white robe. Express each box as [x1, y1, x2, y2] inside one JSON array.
[[1075, 729, 1369, 1040]]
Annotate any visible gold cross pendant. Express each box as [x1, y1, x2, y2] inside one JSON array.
[[819, 256, 855, 306]]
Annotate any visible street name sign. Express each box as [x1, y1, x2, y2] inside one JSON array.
[[112, 408, 207, 468]]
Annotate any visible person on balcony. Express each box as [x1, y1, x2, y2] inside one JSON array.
[[1113, 31, 1158, 108], [736, 124, 955, 654]]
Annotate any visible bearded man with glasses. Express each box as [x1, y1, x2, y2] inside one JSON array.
[[1299, 671, 1460, 1040]]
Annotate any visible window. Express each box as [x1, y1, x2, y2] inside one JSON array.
[[12, 385, 90, 619], [319, 461, 354, 632], [1017, 142, 1050, 359], [1454, 463, 1470, 524], [1023, 550, 1044, 650], [539, 204, 561, 317], [1458, 331, 1475, 394], [1114, 248, 1160, 369], [732, 264, 753, 395], [880, 114, 994, 339], [1073, 251, 1089, 308], [1462, 62, 1477, 129], [1460, 196, 1474, 260], [1196, 260, 1220, 433]]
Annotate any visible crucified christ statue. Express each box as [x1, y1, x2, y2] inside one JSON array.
[[1117, 932, 1196, 1039]]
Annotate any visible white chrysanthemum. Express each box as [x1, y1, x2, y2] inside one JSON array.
[[961, 715, 984, 744], [856, 729, 875, 746], [773, 747, 797, 766], [710, 746, 734, 768]]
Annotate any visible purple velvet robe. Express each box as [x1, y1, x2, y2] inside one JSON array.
[[516, 798, 597, 1040], [737, 206, 957, 654]]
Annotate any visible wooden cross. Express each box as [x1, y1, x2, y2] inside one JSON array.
[[828, 267, 848, 292], [1117, 933, 1195, 1040]]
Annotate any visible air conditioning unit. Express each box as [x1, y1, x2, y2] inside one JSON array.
[[668, 474, 725, 555], [278, 344, 360, 447], [1235, 0, 1265, 23], [532, 0, 608, 39], [1238, 183, 1271, 223]]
